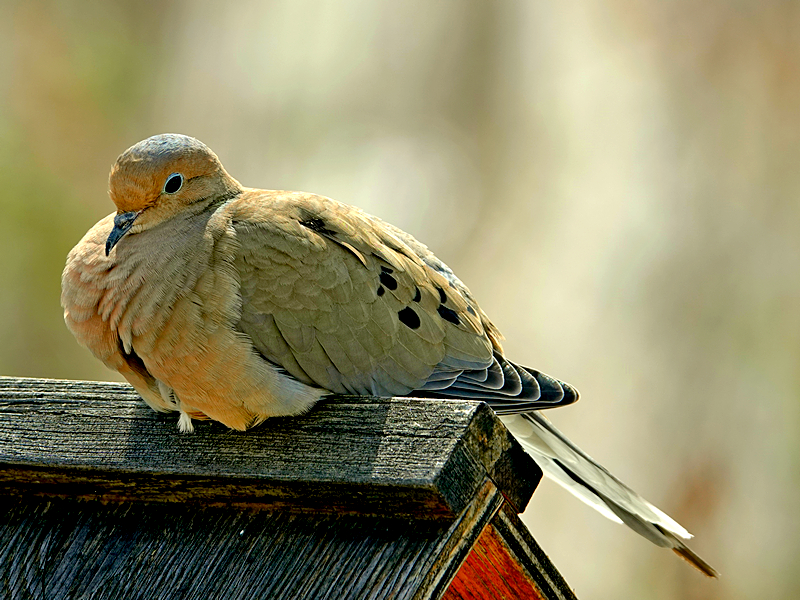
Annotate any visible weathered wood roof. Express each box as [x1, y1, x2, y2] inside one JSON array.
[[0, 376, 577, 600]]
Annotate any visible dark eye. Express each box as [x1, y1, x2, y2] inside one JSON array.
[[163, 173, 184, 194]]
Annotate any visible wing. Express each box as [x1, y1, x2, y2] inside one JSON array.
[[228, 190, 576, 409]]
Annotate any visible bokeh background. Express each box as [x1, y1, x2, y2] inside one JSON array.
[[2, 1, 798, 598]]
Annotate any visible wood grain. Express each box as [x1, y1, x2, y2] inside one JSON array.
[[442, 505, 578, 600], [0, 492, 499, 600], [0, 376, 572, 600], [0, 376, 541, 518]]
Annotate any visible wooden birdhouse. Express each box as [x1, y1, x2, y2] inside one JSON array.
[[0, 376, 576, 599]]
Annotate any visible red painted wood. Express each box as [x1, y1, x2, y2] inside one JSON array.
[[443, 523, 544, 600]]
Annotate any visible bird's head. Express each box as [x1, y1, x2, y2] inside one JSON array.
[[105, 134, 241, 255]]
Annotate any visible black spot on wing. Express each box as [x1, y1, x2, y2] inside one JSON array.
[[436, 286, 447, 304], [437, 305, 460, 326], [412, 287, 421, 302], [299, 217, 336, 236], [466, 305, 477, 316], [381, 265, 393, 274], [379, 271, 398, 290], [398, 307, 421, 329], [377, 285, 385, 296]]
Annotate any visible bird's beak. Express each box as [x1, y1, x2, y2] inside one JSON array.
[[105, 211, 140, 256]]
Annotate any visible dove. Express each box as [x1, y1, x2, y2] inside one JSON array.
[[61, 134, 716, 577]]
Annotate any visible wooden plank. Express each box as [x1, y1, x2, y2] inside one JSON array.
[[442, 505, 578, 600], [0, 377, 541, 518], [413, 479, 503, 600], [485, 504, 577, 599], [0, 482, 504, 600], [458, 404, 540, 514], [442, 525, 546, 600]]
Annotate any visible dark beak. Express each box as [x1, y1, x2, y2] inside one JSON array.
[[105, 211, 140, 256]]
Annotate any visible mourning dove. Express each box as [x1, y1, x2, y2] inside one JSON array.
[[61, 134, 716, 576]]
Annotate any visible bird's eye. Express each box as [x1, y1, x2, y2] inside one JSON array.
[[163, 173, 184, 194]]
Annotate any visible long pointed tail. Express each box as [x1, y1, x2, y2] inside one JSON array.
[[500, 412, 718, 577]]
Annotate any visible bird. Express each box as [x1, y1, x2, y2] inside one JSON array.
[[61, 133, 717, 577]]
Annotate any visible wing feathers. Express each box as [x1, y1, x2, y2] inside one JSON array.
[[230, 190, 560, 404]]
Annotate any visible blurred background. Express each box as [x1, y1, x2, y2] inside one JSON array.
[[2, 0, 798, 597]]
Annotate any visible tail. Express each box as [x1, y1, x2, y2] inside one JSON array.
[[500, 412, 718, 577]]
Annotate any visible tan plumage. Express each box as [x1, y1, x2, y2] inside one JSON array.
[[61, 134, 716, 576]]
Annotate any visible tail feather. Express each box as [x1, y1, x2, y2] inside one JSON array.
[[500, 412, 718, 577], [672, 543, 719, 578]]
